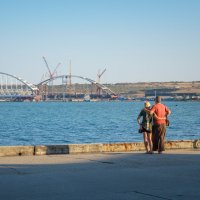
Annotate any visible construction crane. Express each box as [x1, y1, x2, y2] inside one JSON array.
[[96, 68, 106, 96], [42, 56, 61, 79], [67, 60, 73, 100], [42, 56, 61, 99], [97, 68, 106, 83]]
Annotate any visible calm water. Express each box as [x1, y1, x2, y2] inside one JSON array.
[[0, 101, 200, 146]]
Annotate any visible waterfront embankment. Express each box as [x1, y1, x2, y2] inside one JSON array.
[[0, 140, 200, 156]]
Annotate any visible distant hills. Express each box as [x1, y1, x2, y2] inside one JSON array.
[[105, 81, 200, 99]]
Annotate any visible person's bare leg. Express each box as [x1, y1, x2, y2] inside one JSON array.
[[147, 133, 153, 154], [143, 132, 149, 153]]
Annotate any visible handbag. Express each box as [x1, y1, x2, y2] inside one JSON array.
[[166, 119, 170, 126], [138, 128, 143, 133]]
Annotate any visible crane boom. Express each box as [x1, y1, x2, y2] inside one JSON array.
[[96, 68, 106, 96], [99, 68, 106, 78], [52, 63, 61, 77], [42, 56, 52, 78]]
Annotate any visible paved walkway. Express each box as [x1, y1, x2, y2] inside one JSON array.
[[0, 149, 200, 200]]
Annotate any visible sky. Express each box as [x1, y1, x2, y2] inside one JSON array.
[[0, 0, 200, 84]]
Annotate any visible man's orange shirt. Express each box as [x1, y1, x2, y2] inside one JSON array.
[[151, 103, 170, 125]]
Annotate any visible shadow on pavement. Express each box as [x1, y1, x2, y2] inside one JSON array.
[[0, 151, 200, 200]]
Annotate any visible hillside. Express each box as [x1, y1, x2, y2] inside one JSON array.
[[105, 81, 200, 98]]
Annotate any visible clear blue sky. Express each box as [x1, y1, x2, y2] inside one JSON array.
[[0, 0, 200, 84]]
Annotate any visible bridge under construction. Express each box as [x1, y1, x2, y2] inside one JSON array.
[[0, 72, 116, 102]]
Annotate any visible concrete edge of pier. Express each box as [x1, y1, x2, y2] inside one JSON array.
[[0, 139, 200, 157]]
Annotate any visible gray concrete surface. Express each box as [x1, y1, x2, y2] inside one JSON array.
[[0, 149, 200, 200]]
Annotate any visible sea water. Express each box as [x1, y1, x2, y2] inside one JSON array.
[[0, 101, 200, 146]]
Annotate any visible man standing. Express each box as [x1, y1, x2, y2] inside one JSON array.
[[150, 96, 171, 154]]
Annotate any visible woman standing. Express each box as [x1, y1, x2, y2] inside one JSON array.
[[137, 101, 153, 154]]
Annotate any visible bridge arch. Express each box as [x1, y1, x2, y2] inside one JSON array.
[[37, 74, 116, 95], [0, 72, 39, 93], [0, 72, 39, 101]]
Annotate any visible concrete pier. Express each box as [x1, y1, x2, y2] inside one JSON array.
[[0, 149, 199, 200]]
